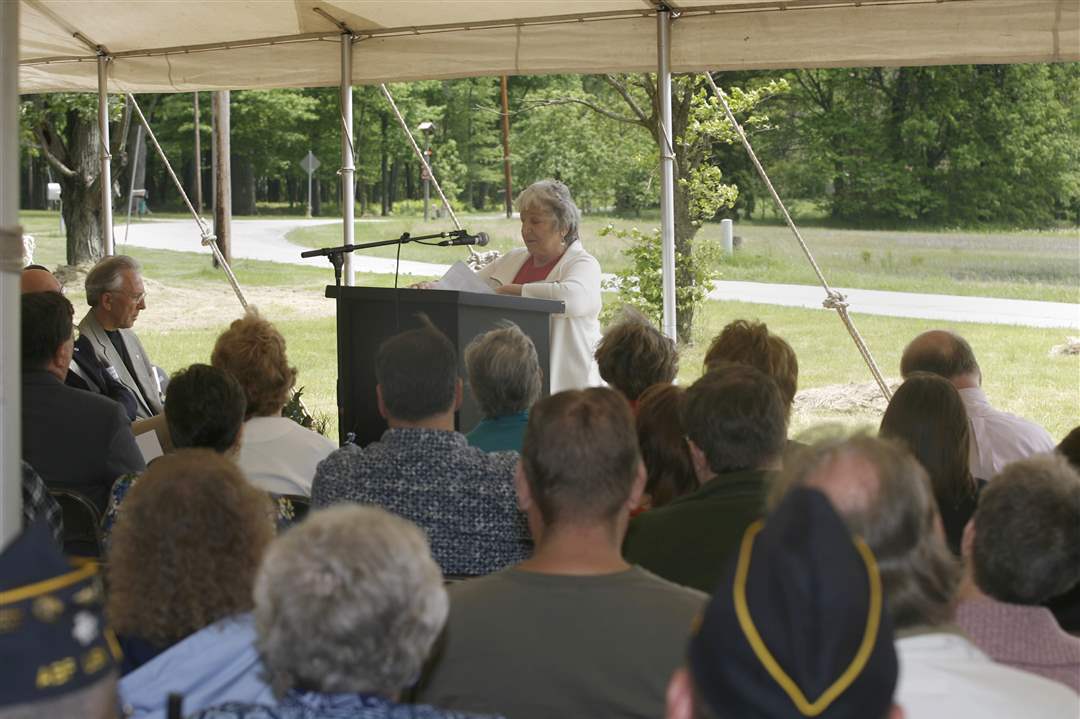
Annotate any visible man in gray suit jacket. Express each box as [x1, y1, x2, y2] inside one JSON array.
[[21, 292, 145, 513], [78, 255, 164, 418]]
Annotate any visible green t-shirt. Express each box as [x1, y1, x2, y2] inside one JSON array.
[[413, 566, 706, 719]]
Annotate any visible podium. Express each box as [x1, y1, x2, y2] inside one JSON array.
[[326, 286, 564, 446]]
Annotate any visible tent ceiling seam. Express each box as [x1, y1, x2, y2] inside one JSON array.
[[19, 0, 953, 67]]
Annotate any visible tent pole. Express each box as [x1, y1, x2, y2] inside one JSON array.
[[340, 33, 355, 286], [98, 52, 114, 256], [0, 0, 22, 547], [657, 5, 677, 342]]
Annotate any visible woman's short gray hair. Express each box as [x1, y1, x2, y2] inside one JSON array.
[[465, 322, 542, 419], [85, 255, 141, 307], [253, 505, 449, 697], [516, 179, 581, 245]]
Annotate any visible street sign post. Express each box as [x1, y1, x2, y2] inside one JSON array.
[[300, 150, 321, 218]]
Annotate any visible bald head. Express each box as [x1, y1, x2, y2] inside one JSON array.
[[774, 435, 960, 630], [900, 330, 979, 386], [20, 267, 62, 294]]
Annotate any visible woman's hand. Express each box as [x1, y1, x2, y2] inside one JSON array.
[[409, 281, 438, 290], [495, 284, 523, 296]]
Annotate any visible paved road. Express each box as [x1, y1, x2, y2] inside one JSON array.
[[117, 218, 1079, 330]]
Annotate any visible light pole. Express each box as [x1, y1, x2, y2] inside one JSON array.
[[417, 121, 434, 221]]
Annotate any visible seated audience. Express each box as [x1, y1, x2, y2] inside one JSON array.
[[313, 319, 530, 576], [1049, 426, 1080, 632], [594, 308, 678, 410], [464, 322, 542, 453], [665, 486, 900, 719], [108, 450, 275, 716], [955, 454, 1080, 691], [22, 264, 141, 420], [777, 435, 1078, 717], [901, 329, 1054, 479], [879, 372, 983, 553], [20, 461, 63, 547], [102, 363, 247, 542], [414, 388, 706, 719], [0, 522, 121, 719], [634, 383, 696, 511], [212, 310, 336, 496], [20, 291, 144, 513], [622, 364, 786, 592], [192, 506, 498, 719], [78, 255, 164, 418]]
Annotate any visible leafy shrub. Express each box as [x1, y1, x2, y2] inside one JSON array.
[[599, 224, 723, 341]]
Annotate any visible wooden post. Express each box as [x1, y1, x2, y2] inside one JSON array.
[[500, 75, 513, 219], [212, 90, 231, 266], [193, 92, 202, 215]]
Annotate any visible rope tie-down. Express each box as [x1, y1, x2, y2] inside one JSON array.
[[703, 73, 891, 402]]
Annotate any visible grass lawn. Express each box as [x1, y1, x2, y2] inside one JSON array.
[[20, 209, 1078, 442], [287, 212, 1079, 303]]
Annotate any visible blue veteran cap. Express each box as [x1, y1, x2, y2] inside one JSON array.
[[0, 521, 120, 708], [688, 486, 898, 719]]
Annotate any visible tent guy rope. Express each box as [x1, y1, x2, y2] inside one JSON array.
[[126, 93, 250, 311], [702, 72, 892, 402]]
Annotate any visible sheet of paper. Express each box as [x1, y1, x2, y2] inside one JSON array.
[[433, 260, 494, 294], [135, 429, 164, 464]]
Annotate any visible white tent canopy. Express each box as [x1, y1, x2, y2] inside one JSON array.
[[19, 0, 1079, 94]]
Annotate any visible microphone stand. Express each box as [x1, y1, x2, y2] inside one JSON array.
[[300, 228, 471, 286], [301, 229, 469, 445]]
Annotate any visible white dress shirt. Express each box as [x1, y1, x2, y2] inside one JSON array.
[[236, 416, 337, 496], [896, 630, 1079, 718], [958, 387, 1055, 480]]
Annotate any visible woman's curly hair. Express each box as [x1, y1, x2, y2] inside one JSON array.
[[211, 309, 298, 418], [106, 449, 275, 648]]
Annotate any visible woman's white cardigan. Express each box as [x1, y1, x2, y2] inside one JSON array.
[[475, 242, 603, 393]]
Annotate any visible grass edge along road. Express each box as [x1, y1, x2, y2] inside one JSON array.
[[285, 212, 1080, 304]]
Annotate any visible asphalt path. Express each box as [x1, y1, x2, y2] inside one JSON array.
[[116, 218, 1079, 330]]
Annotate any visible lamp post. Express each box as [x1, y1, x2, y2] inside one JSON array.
[[417, 121, 435, 221]]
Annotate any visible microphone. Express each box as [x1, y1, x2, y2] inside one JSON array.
[[438, 232, 489, 247]]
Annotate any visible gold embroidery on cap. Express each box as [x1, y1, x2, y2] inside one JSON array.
[[82, 646, 108, 674], [36, 657, 77, 688], [0, 608, 22, 634], [32, 595, 64, 623]]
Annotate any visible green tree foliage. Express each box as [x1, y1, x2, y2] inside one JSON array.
[[768, 64, 1080, 226], [552, 72, 786, 340]]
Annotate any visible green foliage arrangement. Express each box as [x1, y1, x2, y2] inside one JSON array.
[[599, 223, 723, 342], [283, 386, 331, 438]]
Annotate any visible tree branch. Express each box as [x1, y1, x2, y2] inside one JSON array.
[[603, 74, 651, 126], [522, 97, 642, 125], [34, 125, 77, 178]]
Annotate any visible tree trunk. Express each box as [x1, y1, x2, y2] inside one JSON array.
[[232, 157, 256, 215], [312, 179, 322, 216], [58, 116, 104, 266]]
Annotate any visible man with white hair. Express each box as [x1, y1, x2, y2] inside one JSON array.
[[777, 435, 1078, 718], [900, 329, 1053, 479], [78, 255, 163, 418]]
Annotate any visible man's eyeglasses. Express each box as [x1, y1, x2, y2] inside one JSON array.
[[110, 289, 147, 303]]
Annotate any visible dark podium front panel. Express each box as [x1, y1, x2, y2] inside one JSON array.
[[327, 286, 563, 447]]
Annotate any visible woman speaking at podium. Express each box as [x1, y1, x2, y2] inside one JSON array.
[[476, 179, 602, 393]]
